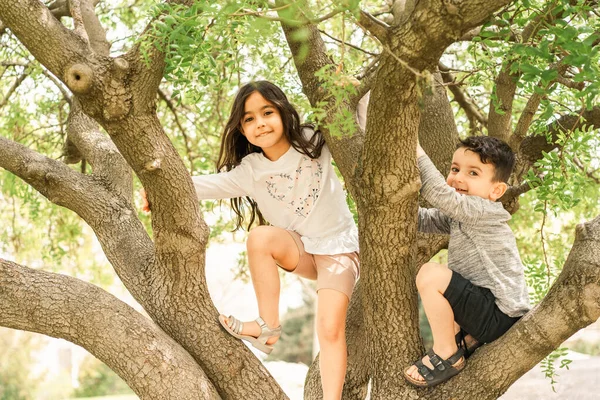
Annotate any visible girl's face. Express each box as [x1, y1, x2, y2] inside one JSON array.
[[240, 91, 290, 161]]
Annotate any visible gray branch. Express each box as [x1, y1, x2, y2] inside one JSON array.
[[0, 136, 153, 293], [0, 258, 220, 400], [67, 99, 133, 201]]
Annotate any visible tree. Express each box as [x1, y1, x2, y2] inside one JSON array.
[[0, 1, 599, 399]]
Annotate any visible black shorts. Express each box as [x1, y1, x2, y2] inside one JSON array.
[[443, 271, 520, 343]]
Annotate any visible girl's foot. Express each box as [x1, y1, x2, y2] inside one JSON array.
[[218, 315, 281, 354], [221, 316, 280, 345]]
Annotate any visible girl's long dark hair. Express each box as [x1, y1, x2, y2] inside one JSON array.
[[217, 80, 325, 231]]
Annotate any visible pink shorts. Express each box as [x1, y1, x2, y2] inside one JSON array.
[[281, 231, 360, 300]]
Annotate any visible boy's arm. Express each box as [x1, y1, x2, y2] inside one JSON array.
[[418, 152, 487, 224], [418, 207, 452, 234]]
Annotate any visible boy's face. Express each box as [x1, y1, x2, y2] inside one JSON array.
[[446, 148, 508, 201]]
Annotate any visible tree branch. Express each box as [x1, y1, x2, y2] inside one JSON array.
[[0, 258, 220, 399], [67, 99, 133, 201], [0, 136, 154, 293], [79, 0, 111, 55], [488, 2, 573, 140], [439, 61, 488, 133], [0, 65, 29, 109], [357, 10, 389, 43], [519, 106, 600, 164], [0, 0, 90, 83], [511, 61, 571, 149], [277, 0, 364, 192]]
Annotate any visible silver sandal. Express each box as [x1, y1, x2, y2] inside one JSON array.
[[218, 315, 282, 354]]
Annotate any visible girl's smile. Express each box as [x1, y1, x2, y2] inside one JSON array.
[[241, 91, 290, 161]]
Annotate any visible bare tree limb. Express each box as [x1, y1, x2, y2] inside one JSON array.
[[79, 0, 110, 55], [0, 258, 220, 400], [439, 61, 487, 134], [357, 10, 389, 43], [69, 0, 90, 42], [67, 99, 133, 201], [0, 0, 90, 81], [0, 136, 153, 293], [0, 65, 29, 109]]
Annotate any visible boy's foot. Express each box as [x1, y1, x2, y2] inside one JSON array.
[[219, 315, 281, 354], [403, 347, 465, 387]]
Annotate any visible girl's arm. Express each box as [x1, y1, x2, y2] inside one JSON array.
[[192, 167, 251, 200], [192, 159, 252, 200]]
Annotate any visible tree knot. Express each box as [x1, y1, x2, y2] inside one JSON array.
[[144, 158, 162, 172], [102, 58, 133, 121], [64, 64, 94, 94]]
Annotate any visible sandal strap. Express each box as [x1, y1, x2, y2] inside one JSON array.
[[427, 349, 446, 371], [446, 347, 465, 365], [414, 359, 434, 381], [255, 317, 281, 345], [228, 315, 243, 335]]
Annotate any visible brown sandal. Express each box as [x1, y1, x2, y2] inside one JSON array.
[[404, 348, 466, 387]]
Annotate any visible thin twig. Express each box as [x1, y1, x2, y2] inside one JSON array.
[[439, 62, 487, 131], [0, 68, 29, 109], [318, 29, 379, 56], [231, 6, 345, 24], [42, 69, 73, 105], [158, 88, 195, 174], [539, 200, 552, 285], [573, 156, 600, 184]]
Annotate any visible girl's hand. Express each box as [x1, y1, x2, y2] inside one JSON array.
[[140, 188, 151, 212]]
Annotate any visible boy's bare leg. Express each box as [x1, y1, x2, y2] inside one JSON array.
[[222, 226, 299, 345], [317, 289, 349, 400], [406, 263, 459, 381]]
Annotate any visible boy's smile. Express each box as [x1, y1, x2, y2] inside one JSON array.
[[446, 148, 507, 201]]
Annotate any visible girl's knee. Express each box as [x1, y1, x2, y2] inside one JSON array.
[[246, 226, 276, 252], [316, 317, 344, 344]]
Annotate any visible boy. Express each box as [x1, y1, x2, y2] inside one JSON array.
[[403, 136, 531, 388]]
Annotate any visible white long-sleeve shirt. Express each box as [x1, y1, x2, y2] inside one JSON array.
[[192, 130, 359, 255]]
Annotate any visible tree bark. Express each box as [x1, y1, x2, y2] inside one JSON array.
[[0, 259, 220, 399]]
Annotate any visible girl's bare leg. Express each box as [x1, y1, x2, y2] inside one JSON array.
[[222, 226, 299, 344], [317, 289, 349, 400]]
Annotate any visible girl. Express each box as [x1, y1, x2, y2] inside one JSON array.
[[193, 81, 359, 399]]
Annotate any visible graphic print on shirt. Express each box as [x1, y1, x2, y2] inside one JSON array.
[[266, 156, 323, 217]]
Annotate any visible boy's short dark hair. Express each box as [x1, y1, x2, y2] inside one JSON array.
[[457, 136, 515, 183]]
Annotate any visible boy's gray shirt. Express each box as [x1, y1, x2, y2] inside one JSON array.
[[418, 155, 531, 317]]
